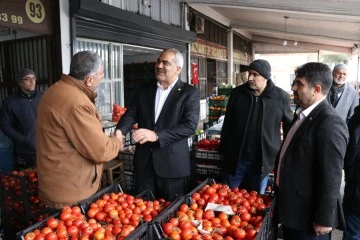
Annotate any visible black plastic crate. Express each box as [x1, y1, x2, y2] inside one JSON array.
[[194, 132, 207, 142], [194, 149, 222, 161], [125, 170, 136, 194], [16, 212, 60, 240], [195, 164, 222, 182], [119, 151, 135, 171], [150, 196, 193, 239], [135, 189, 155, 201], [125, 223, 149, 240], [0, 170, 54, 223], [124, 130, 136, 146], [16, 211, 150, 240]]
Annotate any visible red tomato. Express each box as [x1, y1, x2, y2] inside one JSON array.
[[169, 230, 180, 240], [46, 218, 58, 230], [56, 228, 67, 239], [230, 215, 241, 227], [59, 212, 71, 222], [203, 209, 215, 220], [40, 227, 52, 235], [95, 212, 106, 221], [34, 234, 46, 240], [163, 223, 174, 236], [192, 192, 201, 201], [180, 228, 193, 240], [71, 206, 82, 216], [44, 233, 57, 240], [24, 232, 36, 240], [67, 226, 79, 237], [233, 228, 246, 239], [179, 203, 189, 212], [93, 229, 105, 240], [179, 221, 192, 230], [240, 212, 251, 222], [247, 229, 257, 239], [169, 217, 179, 227], [205, 187, 216, 195], [218, 212, 228, 221]]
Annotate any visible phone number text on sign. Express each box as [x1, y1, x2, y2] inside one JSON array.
[[0, 13, 23, 25]]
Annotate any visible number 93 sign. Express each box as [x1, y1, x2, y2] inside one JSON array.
[[25, 0, 45, 24]]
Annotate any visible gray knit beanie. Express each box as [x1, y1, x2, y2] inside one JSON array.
[[16, 68, 36, 83], [249, 59, 271, 80]]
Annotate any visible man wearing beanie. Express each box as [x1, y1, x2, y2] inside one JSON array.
[[327, 64, 358, 122], [220, 59, 293, 193], [0, 68, 43, 169]]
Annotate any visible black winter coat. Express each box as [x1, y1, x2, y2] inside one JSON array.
[[344, 104, 360, 214], [0, 89, 43, 155], [220, 80, 293, 179]]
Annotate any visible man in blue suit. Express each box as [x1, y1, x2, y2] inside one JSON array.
[[116, 48, 200, 200]]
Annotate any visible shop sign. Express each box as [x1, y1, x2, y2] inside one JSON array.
[[0, 0, 53, 34], [233, 50, 250, 65], [191, 38, 227, 60]]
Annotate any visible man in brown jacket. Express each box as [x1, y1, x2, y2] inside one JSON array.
[[36, 51, 123, 209]]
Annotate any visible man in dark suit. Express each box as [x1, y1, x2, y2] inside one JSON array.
[[115, 48, 200, 200], [276, 62, 348, 240]]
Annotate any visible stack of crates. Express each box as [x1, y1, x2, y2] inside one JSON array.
[[118, 150, 136, 194], [0, 169, 55, 238], [208, 95, 228, 122], [193, 144, 223, 183]]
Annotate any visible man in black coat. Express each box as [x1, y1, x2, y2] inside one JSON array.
[[220, 59, 293, 193], [0, 69, 43, 169], [116, 48, 200, 201], [342, 105, 360, 240], [276, 62, 348, 240]]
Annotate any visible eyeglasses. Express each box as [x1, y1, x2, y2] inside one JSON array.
[[22, 77, 37, 82]]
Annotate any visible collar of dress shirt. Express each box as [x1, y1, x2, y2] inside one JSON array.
[[157, 79, 178, 91], [296, 98, 326, 120]]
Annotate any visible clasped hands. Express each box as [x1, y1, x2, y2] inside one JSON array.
[[114, 129, 157, 145], [313, 223, 332, 236]]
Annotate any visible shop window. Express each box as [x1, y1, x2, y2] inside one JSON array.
[[76, 39, 123, 119]]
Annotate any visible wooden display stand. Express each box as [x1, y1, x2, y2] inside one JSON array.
[[102, 159, 125, 188]]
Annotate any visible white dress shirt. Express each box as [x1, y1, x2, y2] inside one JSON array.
[[154, 80, 178, 123]]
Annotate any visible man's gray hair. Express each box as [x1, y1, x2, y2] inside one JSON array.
[[69, 51, 103, 80], [163, 48, 184, 69], [333, 64, 348, 73]]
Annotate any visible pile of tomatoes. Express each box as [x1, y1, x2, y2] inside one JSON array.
[[112, 104, 126, 122], [23, 191, 171, 240], [195, 139, 221, 151], [161, 183, 272, 240], [1, 169, 48, 217]]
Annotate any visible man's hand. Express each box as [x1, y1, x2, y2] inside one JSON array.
[[114, 129, 124, 150], [133, 128, 157, 144], [313, 223, 332, 236]]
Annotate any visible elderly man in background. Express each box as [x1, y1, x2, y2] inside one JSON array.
[[36, 51, 123, 209], [327, 64, 358, 123]]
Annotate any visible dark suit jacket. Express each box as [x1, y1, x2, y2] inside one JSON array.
[[116, 79, 200, 178], [276, 100, 348, 231]]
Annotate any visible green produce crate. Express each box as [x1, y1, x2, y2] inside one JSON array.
[[218, 88, 232, 96], [209, 98, 228, 107]]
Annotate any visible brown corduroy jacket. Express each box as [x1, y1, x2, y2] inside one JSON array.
[[36, 74, 121, 209]]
